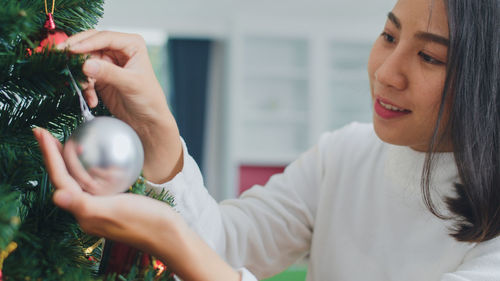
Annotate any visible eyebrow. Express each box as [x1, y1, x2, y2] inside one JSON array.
[[415, 32, 450, 47], [387, 12, 449, 47], [388, 12, 401, 29]]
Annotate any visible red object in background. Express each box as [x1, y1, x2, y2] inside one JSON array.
[[100, 241, 154, 275], [99, 241, 170, 278], [238, 165, 285, 194], [153, 259, 167, 276], [101, 241, 140, 275], [34, 31, 68, 53], [33, 13, 68, 53]]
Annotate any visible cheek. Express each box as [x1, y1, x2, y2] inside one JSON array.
[[413, 71, 447, 115], [367, 38, 388, 92], [367, 41, 381, 82]]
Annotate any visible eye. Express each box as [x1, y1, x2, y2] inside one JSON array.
[[418, 51, 445, 65], [381, 32, 396, 44]]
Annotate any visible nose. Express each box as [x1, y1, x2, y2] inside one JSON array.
[[374, 48, 408, 91]]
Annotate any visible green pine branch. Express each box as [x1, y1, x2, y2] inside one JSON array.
[[0, 1, 180, 280], [0, 186, 20, 250], [3, 174, 96, 281], [1, 0, 107, 280], [0, 2, 37, 52]]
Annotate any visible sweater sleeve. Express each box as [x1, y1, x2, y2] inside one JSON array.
[[145, 134, 327, 279], [440, 236, 500, 281]]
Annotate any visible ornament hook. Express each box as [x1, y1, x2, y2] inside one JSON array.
[[44, 0, 56, 15], [66, 67, 95, 122]]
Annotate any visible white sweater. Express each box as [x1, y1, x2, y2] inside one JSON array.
[[147, 122, 500, 281]]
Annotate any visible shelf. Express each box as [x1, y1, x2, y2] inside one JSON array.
[[244, 36, 309, 71], [235, 150, 302, 166], [242, 78, 309, 113], [241, 109, 308, 124], [244, 67, 309, 80]]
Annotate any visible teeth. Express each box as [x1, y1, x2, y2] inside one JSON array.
[[379, 100, 406, 112]]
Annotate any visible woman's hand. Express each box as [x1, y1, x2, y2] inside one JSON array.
[[59, 30, 182, 184], [33, 127, 241, 281]]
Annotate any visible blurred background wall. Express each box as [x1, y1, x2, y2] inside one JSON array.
[[98, 0, 396, 202]]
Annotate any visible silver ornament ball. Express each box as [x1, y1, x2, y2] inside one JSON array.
[[65, 116, 144, 195]]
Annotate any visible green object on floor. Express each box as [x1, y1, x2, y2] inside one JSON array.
[[261, 266, 307, 281]]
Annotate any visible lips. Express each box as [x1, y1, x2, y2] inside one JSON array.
[[374, 97, 411, 119]]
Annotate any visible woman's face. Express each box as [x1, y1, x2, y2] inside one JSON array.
[[368, 0, 450, 151]]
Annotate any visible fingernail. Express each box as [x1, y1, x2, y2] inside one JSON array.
[[69, 42, 82, 51], [56, 42, 66, 50], [83, 60, 100, 77], [32, 127, 42, 140]]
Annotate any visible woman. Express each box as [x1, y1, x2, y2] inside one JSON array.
[[34, 0, 500, 280]]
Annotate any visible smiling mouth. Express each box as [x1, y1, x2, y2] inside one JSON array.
[[378, 99, 411, 112], [374, 98, 412, 119]]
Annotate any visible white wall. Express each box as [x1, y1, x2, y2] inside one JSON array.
[[99, 0, 396, 38]]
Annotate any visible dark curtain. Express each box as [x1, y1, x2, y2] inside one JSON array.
[[168, 38, 211, 172]]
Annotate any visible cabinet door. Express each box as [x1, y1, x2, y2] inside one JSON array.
[[327, 40, 373, 129], [235, 35, 311, 164]]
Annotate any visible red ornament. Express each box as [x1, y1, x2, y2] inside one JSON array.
[[34, 31, 68, 52], [34, 13, 68, 53], [44, 13, 56, 30], [153, 259, 167, 276]]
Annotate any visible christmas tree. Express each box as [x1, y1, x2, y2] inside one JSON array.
[[0, 1, 174, 280]]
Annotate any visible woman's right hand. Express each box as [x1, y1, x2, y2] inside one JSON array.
[[34, 127, 241, 281], [58, 30, 183, 184]]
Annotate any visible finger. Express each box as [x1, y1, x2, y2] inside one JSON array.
[[83, 78, 98, 108], [84, 88, 98, 108], [82, 58, 134, 92], [33, 127, 63, 153], [52, 189, 77, 211], [52, 189, 94, 219], [68, 31, 145, 58], [33, 128, 81, 194], [86, 167, 129, 195], [80, 80, 98, 108], [80, 81, 89, 90], [57, 29, 99, 50], [62, 140, 101, 194]]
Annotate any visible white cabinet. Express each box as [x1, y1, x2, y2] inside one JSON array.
[[221, 21, 379, 199], [236, 36, 309, 164], [327, 41, 373, 129]]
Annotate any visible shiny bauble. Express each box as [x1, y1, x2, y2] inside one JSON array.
[[64, 116, 144, 195]]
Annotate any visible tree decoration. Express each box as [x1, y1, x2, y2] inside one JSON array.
[[0, 0, 177, 280], [1, 0, 178, 279], [34, 0, 68, 53], [64, 69, 144, 195]]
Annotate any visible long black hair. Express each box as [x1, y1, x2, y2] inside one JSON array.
[[423, 0, 500, 242]]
